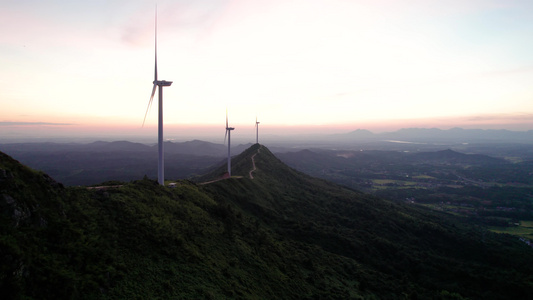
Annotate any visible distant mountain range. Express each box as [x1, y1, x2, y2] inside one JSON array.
[[2, 128, 533, 186], [0, 140, 253, 157], [337, 127, 533, 143]]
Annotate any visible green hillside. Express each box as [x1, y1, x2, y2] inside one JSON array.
[[1, 146, 533, 299]]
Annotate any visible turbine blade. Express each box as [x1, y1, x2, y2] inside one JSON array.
[[224, 130, 227, 144], [154, 52, 158, 82], [154, 7, 158, 82], [226, 108, 228, 128], [142, 84, 157, 127]]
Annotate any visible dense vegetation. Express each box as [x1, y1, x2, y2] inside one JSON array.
[[2, 146, 533, 299]]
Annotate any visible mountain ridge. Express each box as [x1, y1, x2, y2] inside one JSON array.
[[0, 140, 253, 156], [342, 127, 533, 143], [2, 146, 533, 298]]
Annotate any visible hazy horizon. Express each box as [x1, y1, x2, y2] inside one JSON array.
[[2, 121, 532, 145]]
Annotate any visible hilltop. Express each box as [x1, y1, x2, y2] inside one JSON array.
[[1, 146, 533, 299]]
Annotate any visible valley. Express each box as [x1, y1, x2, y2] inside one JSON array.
[[275, 148, 533, 243]]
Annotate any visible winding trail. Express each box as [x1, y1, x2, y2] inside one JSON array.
[[199, 145, 262, 185], [198, 178, 225, 185], [249, 145, 262, 179], [249, 154, 258, 179]]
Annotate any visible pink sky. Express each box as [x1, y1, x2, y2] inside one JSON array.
[[1, 0, 533, 141]]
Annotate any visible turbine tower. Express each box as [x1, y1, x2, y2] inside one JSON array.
[[255, 116, 260, 144], [143, 9, 172, 186], [224, 110, 235, 176]]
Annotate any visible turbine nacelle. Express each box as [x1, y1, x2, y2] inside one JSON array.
[[154, 80, 173, 86], [224, 109, 235, 144], [224, 127, 234, 144]]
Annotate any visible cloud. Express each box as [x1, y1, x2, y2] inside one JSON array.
[[0, 122, 74, 126], [466, 113, 533, 122]]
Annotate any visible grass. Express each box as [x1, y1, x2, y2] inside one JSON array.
[[412, 175, 435, 179], [521, 220, 533, 228], [371, 179, 419, 190], [489, 221, 533, 239]]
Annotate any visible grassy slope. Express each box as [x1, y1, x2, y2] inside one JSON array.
[[1, 147, 533, 299], [202, 145, 533, 298]]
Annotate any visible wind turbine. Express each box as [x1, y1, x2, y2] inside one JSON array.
[[142, 9, 172, 186], [255, 116, 260, 144], [224, 110, 235, 177]]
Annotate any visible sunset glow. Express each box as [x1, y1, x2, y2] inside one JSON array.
[[1, 0, 533, 141]]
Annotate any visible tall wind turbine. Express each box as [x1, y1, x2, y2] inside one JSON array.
[[255, 116, 260, 144], [143, 9, 172, 186], [224, 110, 235, 176]]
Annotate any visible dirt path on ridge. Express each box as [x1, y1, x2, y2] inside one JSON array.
[[199, 146, 262, 185], [249, 146, 261, 179]]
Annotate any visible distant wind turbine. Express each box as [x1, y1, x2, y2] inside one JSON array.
[[255, 116, 260, 144], [142, 9, 172, 186], [224, 109, 235, 177]]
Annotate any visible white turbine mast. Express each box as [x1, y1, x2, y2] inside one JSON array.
[[255, 116, 260, 144], [224, 109, 235, 177], [142, 8, 172, 186]]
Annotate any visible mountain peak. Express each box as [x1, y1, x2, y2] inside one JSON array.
[[195, 143, 305, 184], [347, 129, 374, 136]]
